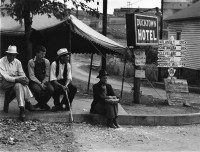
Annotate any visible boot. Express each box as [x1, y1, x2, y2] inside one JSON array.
[[107, 119, 117, 129], [113, 118, 121, 128], [41, 104, 50, 111], [25, 101, 35, 112], [19, 107, 25, 122]]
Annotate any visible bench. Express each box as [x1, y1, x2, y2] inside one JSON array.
[[0, 78, 16, 113]]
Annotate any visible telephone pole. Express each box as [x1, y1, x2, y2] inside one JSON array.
[[102, 0, 107, 70], [158, 0, 164, 81]]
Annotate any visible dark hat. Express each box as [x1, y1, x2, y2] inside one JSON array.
[[96, 69, 109, 78]]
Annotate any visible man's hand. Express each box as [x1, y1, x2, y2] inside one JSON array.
[[105, 98, 119, 105], [40, 83, 47, 90], [15, 77, 29, 86], [61, 85, 67, 93]]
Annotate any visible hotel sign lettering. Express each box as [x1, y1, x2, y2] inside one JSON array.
[[126, 13, 158, 46], [136, 14, 158, 45]]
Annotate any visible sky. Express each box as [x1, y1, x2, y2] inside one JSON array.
[[77, 0, 161, 14]]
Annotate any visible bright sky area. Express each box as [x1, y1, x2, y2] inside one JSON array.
[[67, 0, 161, 14]]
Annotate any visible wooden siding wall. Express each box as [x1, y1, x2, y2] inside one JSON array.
[[168, 20, 200, 70]]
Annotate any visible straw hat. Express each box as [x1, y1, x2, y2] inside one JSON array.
[[6, 45, 18, 54], [57, 48, 70, 59]]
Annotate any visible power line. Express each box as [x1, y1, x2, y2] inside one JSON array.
[[122, 0, 144, 8]]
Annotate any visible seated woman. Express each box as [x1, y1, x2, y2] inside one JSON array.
[[90, 69, 120, 128]]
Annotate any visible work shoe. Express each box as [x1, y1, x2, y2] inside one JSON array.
[[183, 104, 191, 107], [33, 103, 40, 109], [41, 104, 50, 111], [25, 102, 35, 112], [19, 107, 25, 122], [51, 106, 62, 112], [113, 119, 121, 128], [107, 119, 117, 129]]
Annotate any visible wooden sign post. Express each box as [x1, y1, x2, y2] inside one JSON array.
[[157, 37, 190, 106], [126, 13, 158, 104]]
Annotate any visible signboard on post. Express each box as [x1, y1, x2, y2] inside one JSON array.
[[126, 13, 157, 104], [157, 39, 187, 68], [164, 78, 190, 106], [134, 50, 146, 66], [126, 13, 158, 46]]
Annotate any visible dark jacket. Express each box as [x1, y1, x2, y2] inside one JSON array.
[[90, 82, 115, 113]]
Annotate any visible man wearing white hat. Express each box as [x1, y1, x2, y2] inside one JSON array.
[[0, 45, 35, 121], [50, 48, 77, 112]]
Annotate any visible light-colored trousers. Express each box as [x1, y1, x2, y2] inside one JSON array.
[[1, 80, 33, 107]]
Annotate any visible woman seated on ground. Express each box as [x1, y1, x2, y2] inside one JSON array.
[[90, 69, 121, 129]]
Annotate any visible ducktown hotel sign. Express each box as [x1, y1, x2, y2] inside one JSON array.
[[126, 13, 158, 46]]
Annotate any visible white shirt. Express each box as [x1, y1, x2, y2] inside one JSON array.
[[0, 56, 26, 82], [50, 61, 72, 81]]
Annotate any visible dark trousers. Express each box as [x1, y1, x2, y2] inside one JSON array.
[[51, 80, 77, 108], [93, 102, 118, 119], [29, 81, 54, 107]]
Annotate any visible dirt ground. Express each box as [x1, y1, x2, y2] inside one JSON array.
[[0, 119, 78, 152], [1, 119, 200, 152]]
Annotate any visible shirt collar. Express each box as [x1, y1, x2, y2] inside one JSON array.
[[5, 56, 15, 65], [33, 56, 36, 61]]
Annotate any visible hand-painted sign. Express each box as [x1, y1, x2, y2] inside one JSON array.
[[168, 68, 176, 77], [164, 78, 190, 106], [126, 13, 158, 46], [134, 50, 146, 66], [135, 69, 146, 78], [157, 39, 187, 68]]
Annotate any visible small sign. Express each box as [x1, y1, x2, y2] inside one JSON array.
[[164, 78, 190, 106], [135, 70, 145, 78], [134, 50, 146, 66], [168, 68, 176, 77]]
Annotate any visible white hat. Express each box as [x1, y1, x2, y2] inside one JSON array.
[[6, 45, 18, 54], [57, 48, 70, 58]]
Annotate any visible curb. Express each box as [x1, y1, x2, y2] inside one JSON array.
[[152, 82, 200, 94], [1, 111, 200, 126]]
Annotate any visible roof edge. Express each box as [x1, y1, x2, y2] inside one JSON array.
[[165, 16, 200, 22]]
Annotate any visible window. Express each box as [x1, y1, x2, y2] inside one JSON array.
[[176, 31, 182, 78], [176, 31, 181, 40]]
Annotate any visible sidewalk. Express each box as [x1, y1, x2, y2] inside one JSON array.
[[1, 91, 200, 126]]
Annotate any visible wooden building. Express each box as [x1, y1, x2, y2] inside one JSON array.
[[165, 1, 200, 84]]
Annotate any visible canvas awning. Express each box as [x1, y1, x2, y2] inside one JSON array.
[[0, 14, 126, 58]]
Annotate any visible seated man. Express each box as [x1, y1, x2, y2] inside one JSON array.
[[50, 48, 77, 112], [28, 45, 54, 110], [0, 45, 35, 121], [90, 69, 121, 129]]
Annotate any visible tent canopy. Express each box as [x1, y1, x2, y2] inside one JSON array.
[[1, 14, 126, 62]]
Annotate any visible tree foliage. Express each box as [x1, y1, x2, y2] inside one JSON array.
[[1, 0, 99, 23]]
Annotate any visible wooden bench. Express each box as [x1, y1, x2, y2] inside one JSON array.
[[0, 78, 16, 113]]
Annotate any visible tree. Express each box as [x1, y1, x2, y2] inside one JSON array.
[[1, 0, 99, 63]]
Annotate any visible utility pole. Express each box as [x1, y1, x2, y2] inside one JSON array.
[[102, 0, 107, 70], [76, 6, 78, 18], [158, 0, 164, 81]]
